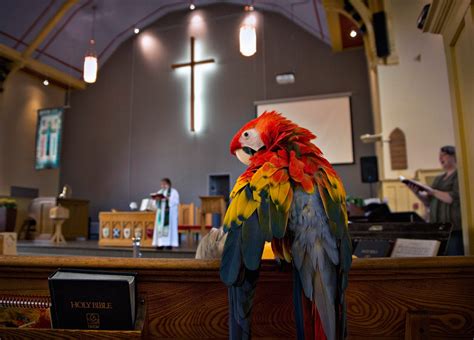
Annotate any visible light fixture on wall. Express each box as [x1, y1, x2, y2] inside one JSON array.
[[134, 27, 140, 34], [239, 7, 256, 57], [189, 2, 195, 10], [276, 73, 295, 85], [360, 133, 390, 143], [349, 29, 358, 38], [83, 6, 98, 84], [43, 79, 49, 86]]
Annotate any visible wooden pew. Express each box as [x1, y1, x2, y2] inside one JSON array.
[[0, 256, 473, 339]]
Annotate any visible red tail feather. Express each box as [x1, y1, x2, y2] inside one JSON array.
[[301, 292, 327, 340], [314, 304, 327, 340]]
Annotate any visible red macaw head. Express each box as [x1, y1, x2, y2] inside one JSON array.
[[230, 111, 310, 165]]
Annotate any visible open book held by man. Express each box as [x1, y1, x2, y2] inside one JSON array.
[[150, 192, 166, 200], [399, 176, 433, 194]]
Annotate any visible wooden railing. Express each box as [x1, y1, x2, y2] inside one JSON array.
[[0, 256, 473, 338]]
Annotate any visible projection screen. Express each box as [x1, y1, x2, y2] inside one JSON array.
[[256, 93, 354, 164]]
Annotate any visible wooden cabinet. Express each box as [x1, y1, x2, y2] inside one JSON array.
[[28, 198, 89, 240], [99, 211, 155, 247], [381, 180, 425, 216], [381, 169, 443, 219], [57, 198, 89, 240]]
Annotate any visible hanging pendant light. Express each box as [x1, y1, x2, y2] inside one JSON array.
[[239, 7, 256, 57], [83, 39, 98, 83], [83, 6, 98, 83], [239, 23, 256, 57]]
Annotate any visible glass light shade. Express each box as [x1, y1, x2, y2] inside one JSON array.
[[239, 24, 256, 57], [83, 55, 98, 83]]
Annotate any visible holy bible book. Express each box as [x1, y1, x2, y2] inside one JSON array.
[[48, 269, 136, 330], [149, 192, 166, 200], [353, 240, 392, 258]]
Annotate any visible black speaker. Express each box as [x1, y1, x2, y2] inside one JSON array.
[[360, 156, 379, 183], [373, 11, 390, 58]]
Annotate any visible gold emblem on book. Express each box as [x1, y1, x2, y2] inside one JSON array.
[[86, 312, 100, 328], [71, 301, 113, 309]]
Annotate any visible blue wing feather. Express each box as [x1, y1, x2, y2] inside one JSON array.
[[241, 212, 265, 270], [220, 227, 243, 286]]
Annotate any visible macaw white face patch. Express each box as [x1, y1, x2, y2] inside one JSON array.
[[239, 128, 264, 153]]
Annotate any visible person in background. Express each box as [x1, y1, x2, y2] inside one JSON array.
[[407, 145, 463, 255], [151, 178, 180, 249]]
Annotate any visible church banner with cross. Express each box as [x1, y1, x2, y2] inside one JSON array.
[[35, 107, 64, 170]]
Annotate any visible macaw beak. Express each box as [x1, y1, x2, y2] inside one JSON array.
[[235, 148, 252, 165], [230, 134, 241, 155]]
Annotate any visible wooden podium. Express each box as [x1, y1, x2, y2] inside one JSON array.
[[49, 205, 69, 244], [198, 196, 226, 237]]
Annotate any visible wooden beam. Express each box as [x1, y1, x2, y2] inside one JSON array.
[[2, 0, 85, 89], [324, 10, 344, 51], [0, 43, 85, 89], [19, 0, 78, 62]]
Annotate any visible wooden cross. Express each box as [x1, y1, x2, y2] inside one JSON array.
[[171, 37, 215, 132]]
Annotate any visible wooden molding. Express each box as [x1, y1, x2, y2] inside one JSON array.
[[389, 128, 407, 170], [1, 255, 473, 276], [423, 0, 470, 41]]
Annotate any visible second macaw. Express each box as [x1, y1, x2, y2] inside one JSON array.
[[220, 111, 352, 339]]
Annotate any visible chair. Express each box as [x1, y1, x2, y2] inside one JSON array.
[[178, 203, 195, 247]]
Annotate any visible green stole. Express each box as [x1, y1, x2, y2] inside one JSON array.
[[157, 188, 170, 237]]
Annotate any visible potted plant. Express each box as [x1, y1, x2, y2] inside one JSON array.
[[346, 195, 365, 217], [0, 198, 17, 232]]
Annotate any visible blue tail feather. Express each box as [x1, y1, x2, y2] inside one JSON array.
[[293, 268, 305, 339], [228, 268, 260, 340]]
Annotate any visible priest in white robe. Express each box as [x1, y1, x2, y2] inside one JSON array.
[[152, 178, 180, 248]]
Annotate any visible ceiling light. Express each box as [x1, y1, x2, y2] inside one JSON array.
[[239, 23, 256, 57], [43, 79, 49, 86], [134, 27, 140, 34], [83, 6, 98, 84], [240, 13, 257, 57], [84, 49, 98, 83], [189, 3, 195, 10], [350, 29, 357, 38]]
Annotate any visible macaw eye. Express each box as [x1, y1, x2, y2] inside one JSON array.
[[243, 131, 250, 138]]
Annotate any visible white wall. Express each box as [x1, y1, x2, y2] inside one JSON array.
[[378, 0, 455, 179]]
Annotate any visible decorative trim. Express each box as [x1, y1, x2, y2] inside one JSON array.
[[254, 92, 352, 106], [423, 0, 470, 42]]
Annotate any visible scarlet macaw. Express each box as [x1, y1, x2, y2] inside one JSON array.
[[220, 111, 352, 339]]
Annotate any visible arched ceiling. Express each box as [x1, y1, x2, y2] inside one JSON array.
[[0, 0, 362, 87]]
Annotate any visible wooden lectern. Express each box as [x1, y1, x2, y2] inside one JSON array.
[[199, 196, 226, 237], [49, 205, 69, 244]]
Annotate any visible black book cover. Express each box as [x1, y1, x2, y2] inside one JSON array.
[[48, 268, 136, 330], [354, 240, 392, 258]]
